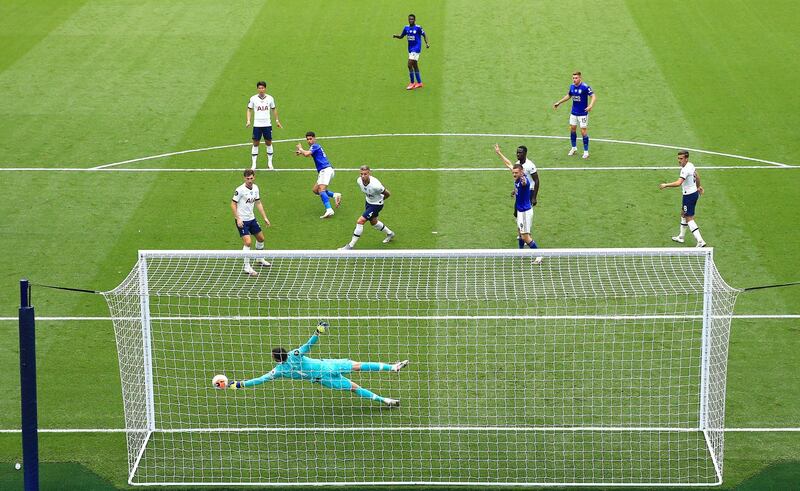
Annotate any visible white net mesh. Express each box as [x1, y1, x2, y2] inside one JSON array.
[[103, 249, 739, 486]]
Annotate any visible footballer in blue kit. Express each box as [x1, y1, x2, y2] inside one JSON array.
[[225, 322, 409, 408], [511, 164, 541, 262], [554, 71, 596, 159], [295, 131, 342, 219], [392, 14, 429, 90]]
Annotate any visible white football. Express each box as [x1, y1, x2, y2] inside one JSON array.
[[212, 374, 228, 389]]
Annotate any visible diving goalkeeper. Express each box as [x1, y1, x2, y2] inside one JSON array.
[[227, 322, 409, 408]]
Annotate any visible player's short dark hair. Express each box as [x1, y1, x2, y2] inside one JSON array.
[[272, 348, 288, 363], [408, 13, 415, 18], [512, 163, 524, 171], [256, 81, 267, 88], [678, 150, 689, 158], [305, 131, 316, 138], [517, 145, 528, 154], [243, 168, 255, 177], [573, 71, 581, 76]]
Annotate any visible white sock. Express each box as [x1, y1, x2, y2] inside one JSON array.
[[266, 144, 273, 163], [373, 221, 392, 235], [251, 146, 258, 165], [349, 224, 364, 247], [679, 219, 688, 238], [255, 241, 264, 251], [687, 220, 704, 243], [242, 245, 251, 269]]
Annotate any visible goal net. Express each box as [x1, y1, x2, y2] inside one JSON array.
[[103, 249, 739, 486]]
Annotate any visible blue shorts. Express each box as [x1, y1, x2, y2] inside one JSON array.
[[362, 203, 384, 220], [682, 191, 699, 216], [236, 218, 262, 237], [252, 126, 273, 141]]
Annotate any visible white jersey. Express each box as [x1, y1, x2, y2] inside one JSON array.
[[358, 176, 386, 205], [247, 94, 275, 127], [232, 183, 260, 221], [679, 162, 698, 195], [521, 158, 537, 193]]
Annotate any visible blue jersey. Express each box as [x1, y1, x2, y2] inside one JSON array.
[[514, 176, 532, 212], [309, 143, 331, 172], [569, 83, 594, 116], [401, 25, 426, 53]]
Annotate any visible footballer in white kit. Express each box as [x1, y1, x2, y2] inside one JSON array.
[[246, 81, 282, 170], [659, 150, 706, 247], [231, 169, 272, 276], [339, 166, 395, 250]]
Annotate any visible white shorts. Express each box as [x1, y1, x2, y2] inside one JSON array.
[[316, 167, 335, 186], [408, 51, 420, 61], [516, 208, 533, 235], [569, 114, 589, 128]]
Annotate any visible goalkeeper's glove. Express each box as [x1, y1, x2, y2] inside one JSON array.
[[316, 321, 329, 334], [229, 380, 243, 390]]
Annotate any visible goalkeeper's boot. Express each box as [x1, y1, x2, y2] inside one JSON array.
[[384, 398, 400, 407], [382, 232, 395, 244], [244, 266, 258, 277], [391, 360, 409, 372], [671, 236, 685, 244], [257, 258, 272, 267]]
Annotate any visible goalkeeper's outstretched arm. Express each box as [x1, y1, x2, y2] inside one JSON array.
[[231, 369, 277, 389], [298, 321, 329, 355]]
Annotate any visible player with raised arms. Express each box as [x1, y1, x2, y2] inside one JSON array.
[[659, 150, 707, 247], [553, 71, 596, 159], [295, 131, 342, 219], [392, 13, 429, 90], [510, 164, 543, 264], [246, 81, 282, 170], [231, 169, 272, 276], [494, 143, 540, 249], [225, 322, 409, 408], [339, 165, 395, 250]]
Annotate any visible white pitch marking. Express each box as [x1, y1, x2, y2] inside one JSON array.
[[0, 426, 798, 434], [79, 133, 796, 170], [1, 165, 797, 172]]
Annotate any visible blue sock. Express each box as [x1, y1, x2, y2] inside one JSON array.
[[359, 362, 390, 372], [415, 71, 422, 83], [326, 190, 335, 197], [518, 238, 525, 249], [355, 387, 384, 404], [320, 192, 332, 209], [570, 131, 577, 148], [529, 241, 538, 249], [409, 71, 415, 83], [583, 135, 589, 151]]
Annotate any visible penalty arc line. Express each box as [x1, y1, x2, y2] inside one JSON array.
[[85, 133, 796, 170]]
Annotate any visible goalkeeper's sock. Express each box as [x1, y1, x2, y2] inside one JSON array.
[[320, 192, 332, 209], [688, 219, 704, 243], [358, 362, 392, 372], [349, 224, 364, 247], [518, 237, 525, 249], [251, 146, 258, 166], [678, 219, 688, 239], [355, 386, 384, 403]]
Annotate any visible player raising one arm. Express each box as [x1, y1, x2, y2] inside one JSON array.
[[495, 144, 540, 249], [226, 322, 409, 408], [510, 164, 543, 264], [295, 131, 342, 219], [659, 150, 707, 247]]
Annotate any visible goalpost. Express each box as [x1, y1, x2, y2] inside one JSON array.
[[103, 249, 739, 486]]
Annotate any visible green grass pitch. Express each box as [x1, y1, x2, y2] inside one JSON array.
[[1, 0, 798, 488]]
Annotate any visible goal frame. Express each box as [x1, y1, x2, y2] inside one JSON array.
[[120, 248, 728, 487]]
